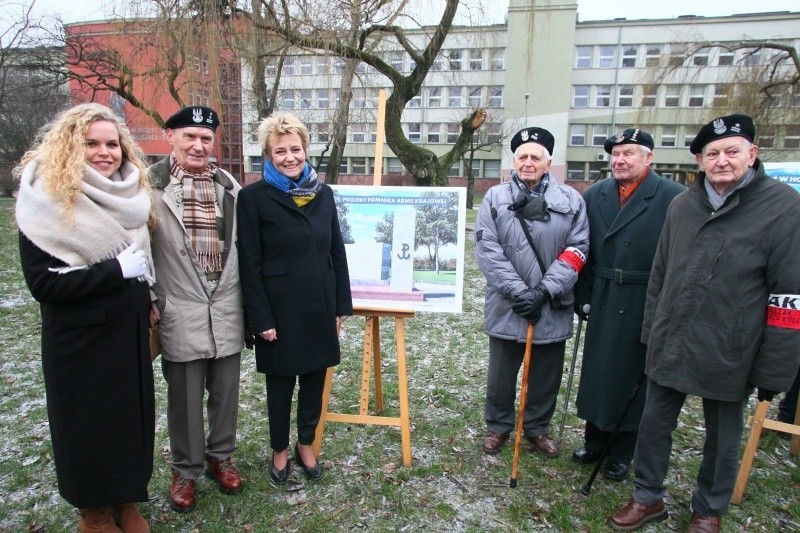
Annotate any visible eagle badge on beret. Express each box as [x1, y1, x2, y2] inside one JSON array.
[[713, 118, 727, 134], [192, 108, 203, 123], [521, 130, 529, 141]]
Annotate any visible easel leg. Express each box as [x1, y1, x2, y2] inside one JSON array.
[[396, 317, 412, 467], [373, 316, 384, 414], [312, 367, 335, 456], [359, 317, 374, 416], [731, 400, 770, 505], [791, 401, 800, 457]]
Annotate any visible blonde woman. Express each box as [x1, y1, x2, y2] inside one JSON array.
[[15, 103, 155, 532], [237, 112, 352, 484]]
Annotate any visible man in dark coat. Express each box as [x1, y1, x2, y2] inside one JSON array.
[[608, 115, 800, 532], [573, 129, 684, 482]]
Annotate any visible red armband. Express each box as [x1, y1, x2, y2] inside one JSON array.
[[558, 246, 586, 273], [766, 294, 800, 330]]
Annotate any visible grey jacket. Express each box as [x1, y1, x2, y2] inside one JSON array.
[[643, 160, 800, 401], [148, 157, 245, 362], [475, 173, 589, 344]]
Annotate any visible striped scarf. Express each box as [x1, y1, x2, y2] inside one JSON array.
[[170, 157, 222, 274]]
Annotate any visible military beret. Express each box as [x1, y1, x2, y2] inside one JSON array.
[[604, 128, 654, 154], [689, 114, 755, 155], [510, 127, 555, 156], [164, 106, 220, 131]]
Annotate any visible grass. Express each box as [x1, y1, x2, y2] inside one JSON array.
[[412, 270, 456, 282], [0, 195, 798, 532]]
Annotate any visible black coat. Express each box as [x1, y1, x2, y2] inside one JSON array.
[[237, 181, 353, 376], [18, 232, 154, 508], [574, 171, 684, 431]]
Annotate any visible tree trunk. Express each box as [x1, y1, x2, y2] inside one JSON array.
[[326, 58, 358, 184]]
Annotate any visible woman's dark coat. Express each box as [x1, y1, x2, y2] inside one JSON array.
[[574, 171, 684, 431], [237, 181, 352, 376], [19, 233, 154, 508]]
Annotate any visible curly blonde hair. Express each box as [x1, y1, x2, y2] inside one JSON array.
[[257, 112, 310, 159], [17, 103, 150, 220]]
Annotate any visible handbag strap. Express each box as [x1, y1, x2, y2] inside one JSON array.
[[514, 209, 549, 277]]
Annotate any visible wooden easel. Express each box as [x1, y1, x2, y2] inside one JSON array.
[[731, 400, 800, 504], [312, 305, 416, 466]]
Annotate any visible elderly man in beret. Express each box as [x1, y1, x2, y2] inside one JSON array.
[[475, 126, 589, 457], [608, 115, 800, 532], [149, 106, 246, 512], [573, 129, 684, 482]]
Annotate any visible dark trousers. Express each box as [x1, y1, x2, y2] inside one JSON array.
[[633, 379, 745, 516], [778, 368, 800, 423], [265, 368, 327, 451], [584, 421, 638, 464], [485, 337, 566, 437]]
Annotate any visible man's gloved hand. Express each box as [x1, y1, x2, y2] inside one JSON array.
[[757, 387, 778, 402], [575, 302, 590, 321], [511, 285, 550, 323]]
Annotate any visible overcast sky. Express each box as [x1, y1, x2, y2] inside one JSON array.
[[11, 0, 800, 26]]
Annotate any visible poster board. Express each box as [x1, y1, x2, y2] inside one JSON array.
[[764, 162, 800, 193], [331, 185, 466, 313]]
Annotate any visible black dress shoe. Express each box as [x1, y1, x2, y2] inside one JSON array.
[[294, 444, 322, 480], [572, 447, 602, 464], [270, 454, 289, 485], [604, 461, 630, 481]]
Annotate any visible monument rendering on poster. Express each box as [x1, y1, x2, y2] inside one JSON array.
[[331, 185, 467, 314]]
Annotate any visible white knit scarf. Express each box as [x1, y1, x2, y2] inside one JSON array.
[[16, 158, 155, 284]]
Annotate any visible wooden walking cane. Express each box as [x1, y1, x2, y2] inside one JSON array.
[[510, 322, 535, 488]]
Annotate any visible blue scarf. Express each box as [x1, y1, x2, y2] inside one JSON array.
[[262, 160, 321, 199]]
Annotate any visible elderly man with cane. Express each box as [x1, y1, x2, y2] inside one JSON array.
[[572, 129, 684, 482], [475, 126, 588, 460], [607, 114, 800, 532]]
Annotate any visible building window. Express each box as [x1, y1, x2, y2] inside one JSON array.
[[447, 123, 460, 144], [407, 94, 421, 108], [592, 125, 609, 146], [469, 49, 483, 70], [693, 48, 710, 66], [352, 157, 366, 174], [352, 123, 366, 143], [282, 57, 295, 76], [408, 123, 421, 143], [447, 162, 460, 177], [621, 45, 637, 67], [595, 86, 611, 107], [663, 85, 681, 107], [641, 85, 657, 107], [299, 56, 313, 74], [248, 122, 258, 142], [488, 86, 503, 107], [486, 123, 502, 144], [645, 44, 661, 67], [469, 158, 480, 177], [618, 85, 634, 107], [567, 162, 585, 180], [317, 123, 329, 143], [352, 88, 365, 109], [250, 156, 262, 173], [588, 161, 605, 181], [791, 85, 800, 107], [467, 86, 482, 108], [339, 158, 348, 175], [660, 126, 677, 147], [717, 49, 735, 66], [448, 87, 463, 108], [432, 55, 445, 71], [758, 127, 775, 149], [667, 45, 685, 67], [573, 85, 589, 108], [387, 158, 404, 174], [448, 49, 462, 70], [299, 90, 312, 109], [598, 46, 615, 68], [389, 50, 404, 72], [281, 90, 294, 110], [741, 49, 762, 67], [316, 56, 330, 75], [688, 85, 706, 107], [575, 46, 592, 68], [785, 126, 800, 149], [333, 57, 344, 74], [427, 123, 442, 143], [490, 48, 504, 70], [428, 87, 442, 107], [713, 85, 730, 106], [684, 134, 695, 148], [570, 124, 587, 146], [484, 160, 501, 178]]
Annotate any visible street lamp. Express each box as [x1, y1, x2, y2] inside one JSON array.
[[524, 93, 530, 127]]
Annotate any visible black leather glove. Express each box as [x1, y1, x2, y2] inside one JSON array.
[[575, 302, 590, 321], [511, 285, 550, 323], [757, 387, 778, 402]]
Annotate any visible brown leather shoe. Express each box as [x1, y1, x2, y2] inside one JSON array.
[[170, 471, 196, 513], [206, 457, 243, 494], [78, 507, 123, 532], [112, 503, 150, 533], [482, 432, 509, 454], [688, 512, 721, 533], [527, 434, 559, 458], [607, 499, 667, 530]]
